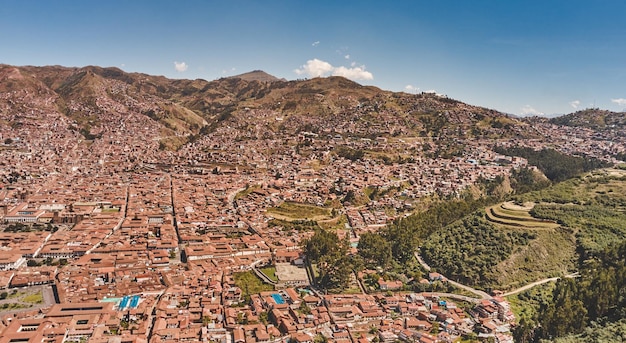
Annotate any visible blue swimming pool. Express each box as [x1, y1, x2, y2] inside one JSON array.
[[119, 296, 130, 309], [271, 293, 285, 305], [130, 295, 140, 308]]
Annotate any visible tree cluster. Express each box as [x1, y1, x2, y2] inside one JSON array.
[[494, 146, 609, 182], [530, 203, 626, 261], [522, 241, 626, 342], [509, 167, 551, 194], [334, 146, 365, 162], [355, 197, 497, 280], [421, 213, 532, 287], [302, 229, 353, 290]]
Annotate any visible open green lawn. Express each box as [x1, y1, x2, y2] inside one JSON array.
[[22, 292, 43, 304], [0, 290, 44, 312], [260, 266, 278, 282], [233, 271, 274, 298], [234, 185, 260, 201], [318, 214, 348, 231], [267, 201, 333, 221]]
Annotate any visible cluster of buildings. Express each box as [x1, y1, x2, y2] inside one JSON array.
[[0, 282, 517, 343], [2, 69, 625, 342]]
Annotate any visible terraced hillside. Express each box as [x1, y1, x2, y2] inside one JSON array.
[[423, 169, 626, 291], [485, 201, 559, 230], [484, 202, 575, 290]]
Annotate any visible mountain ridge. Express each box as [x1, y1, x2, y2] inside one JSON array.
[[1, 64, 534, 152]]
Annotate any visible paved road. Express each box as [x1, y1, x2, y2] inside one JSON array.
[[419, 292, 482, 304], [415, 252, 492, 299], [502, 273, 580, 297], [417, 251, 581, 299], [445, 278, 492, 299]]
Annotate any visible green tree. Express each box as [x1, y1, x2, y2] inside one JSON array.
[[302, 229, 340, 262], [313, 333, 328, 343], [382, 223, 418, 264], [357, 232, 392, 269], [512, 317, 536, 343], [539, 278, 588, 339], [259, 311, 269, 325], [430, 321, 439, 334], [303, 229, 353, 290]]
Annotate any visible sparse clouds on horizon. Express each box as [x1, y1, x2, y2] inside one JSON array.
[[405, 85, 419, 93], [521, 105, 544, 116], [569, 100, 580, 109], [611, 98, 626, 107], [174, 61, 188, 72], [294, 58, 373, 81], [312, 41, 320, 47], [294, 59, 333, 78], [333, 66, 373, 80]]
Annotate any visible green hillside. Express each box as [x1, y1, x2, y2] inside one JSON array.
[[422, 169, 626, 292]]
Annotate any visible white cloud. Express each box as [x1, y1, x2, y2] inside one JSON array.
[[404, 85, 419, 93], [294, 59, 334, 77], [332, 65, 373, 80], [521, 105, 544, 116], [294, 58, 374, 81], [174, 61, 188, 72], [611, 98, 626, 107], [424, 89, 445, 97], [569, 100, 580, 109], [344, 54, 350, 60], [312, 41, 320, 47]]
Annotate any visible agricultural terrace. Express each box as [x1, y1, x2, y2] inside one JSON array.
[[485, 201, 559, 230]]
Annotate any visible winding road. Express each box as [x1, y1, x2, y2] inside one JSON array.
[[415, 251, 579, 300], [502, 272, 580, 297], [415, 252, 492, 299]]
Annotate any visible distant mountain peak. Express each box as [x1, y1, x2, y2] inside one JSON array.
[[228, 70, 284, 82]]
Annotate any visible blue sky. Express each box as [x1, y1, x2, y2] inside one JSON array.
[[2, 0, 626, 116]]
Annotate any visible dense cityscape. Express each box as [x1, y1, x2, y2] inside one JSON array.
[[0, 64, 625, 342]]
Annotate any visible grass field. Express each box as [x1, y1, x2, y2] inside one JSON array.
[[233, 271, 274, 298], [234, 185, 260, 201], [22, 293, 43, 304], [260, 266, 278, 282], [318, 214, 348, 230], [267, 201, 333, 221], [0, 290, 44, 312], [489, 228, 577, 290]]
